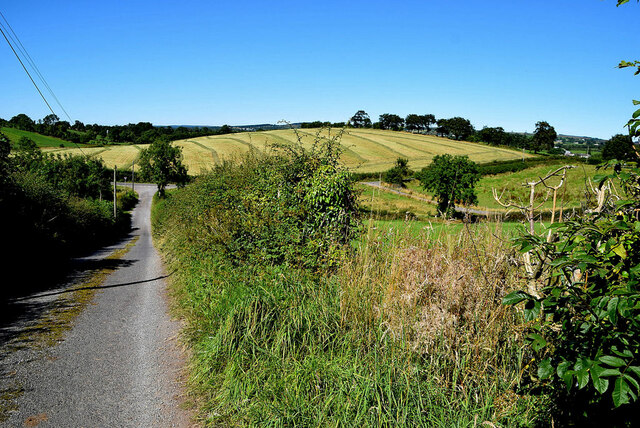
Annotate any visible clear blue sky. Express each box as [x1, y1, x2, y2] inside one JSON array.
[[0, 1, 637, 139]]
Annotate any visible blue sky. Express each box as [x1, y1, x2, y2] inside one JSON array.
[[0, 1, 637, 138]]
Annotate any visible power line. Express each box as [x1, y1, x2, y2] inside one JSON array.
[[0, 11, 72, 122], [0, 24, 57, 117], [0, 12, 86, 156]]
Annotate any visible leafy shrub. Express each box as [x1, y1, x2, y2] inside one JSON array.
[[156, 134, 359, 271], [477, 157, 554, 175], [504, 162, 640, 422], [0, 139, 130, 297], [12, 150, 112, 199], [383, 157, 411, 187], [116, 187, 138, 211]]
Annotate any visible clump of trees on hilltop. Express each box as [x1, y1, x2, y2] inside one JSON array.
[[341, 109, 558, 152], [0, 113, 234, 146]]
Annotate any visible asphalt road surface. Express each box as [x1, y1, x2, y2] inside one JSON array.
[[1, 184, 191, 427]]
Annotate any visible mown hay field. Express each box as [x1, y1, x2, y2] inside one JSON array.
[[42, 144, 145, 168], [43, 128, 534, 174]]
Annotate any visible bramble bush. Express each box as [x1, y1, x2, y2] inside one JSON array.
[[504, 162, 640, 421], [156, 131, 359, 271]]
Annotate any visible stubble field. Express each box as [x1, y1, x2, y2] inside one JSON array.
[[43, 128, 534, 174]]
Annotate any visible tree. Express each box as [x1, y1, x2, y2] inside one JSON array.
[[405, 114, 436, 133], [138, 137, 188, 197], [435, 118, 450, 137], [379, 113, 404, 131], [9, 113, 35, 131], [532, 121, 557, 153], [349, 110, 372, 128], [446, 117, 474, 140], [218, 124, 233, 134], [17, 136, 38, 151], [384, 157, 411, 187], [416, 154, 480, 217], [42, 114, 60, 126], [602, 134, 636, 161], [477, 126, 506, 145]]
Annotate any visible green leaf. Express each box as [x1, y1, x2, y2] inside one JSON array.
[[608, 297, 620, 324], [627, 366, 640, 379], [633, 100, 640, 106], [633, 109, 640, 119], [600, 355, 627, 368], [524, 299, 541, 322], [591, 365, 610, 394], [624, 374, 640, 394], [557, 361, 574, 389], [527, 333, 547, 352], [576, 368, 589, 389], [613, 377, 631, 408], [502, 290, 531, 306], [612, 243, 628, 259], [538, 358, 554, 380], [600, 368, 622, 377]]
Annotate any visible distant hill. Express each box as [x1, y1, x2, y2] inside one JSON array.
[[556, 134, 606, 146], [166, 123, 302, 132], [46, 128, 535, 175]]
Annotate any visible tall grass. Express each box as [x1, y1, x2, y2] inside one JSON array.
[[153, 156, 550, 425]]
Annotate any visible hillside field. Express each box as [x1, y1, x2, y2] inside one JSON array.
[[42, 128, 534, 174], [2, 127, 81, 148]]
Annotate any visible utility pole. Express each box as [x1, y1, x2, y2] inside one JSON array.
[[113, 165, 117, 218]]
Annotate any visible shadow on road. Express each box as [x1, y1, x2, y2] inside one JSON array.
[[10, 272, 174, 302]]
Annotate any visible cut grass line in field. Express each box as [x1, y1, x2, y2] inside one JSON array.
[[175, 141, 218, 174], [292, 130, 369, 164], [344, 132, 414, 159], [42, 128, 533, 174], [186, 140, 221, 164]]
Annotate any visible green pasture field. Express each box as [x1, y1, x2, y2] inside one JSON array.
[[1, 127, 81, 148], [367, 218, 539, 238], [42, 128, 534, 174], [404, 161, 602, 212], [356, 182, 435, 220], [356, 182, 546, 238]]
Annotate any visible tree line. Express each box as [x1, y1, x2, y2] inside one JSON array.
[[345, 110, 563, 153], [0, 113, 234, 146]]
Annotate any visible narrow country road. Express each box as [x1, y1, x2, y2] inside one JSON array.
[[0, 184, 191, 427]]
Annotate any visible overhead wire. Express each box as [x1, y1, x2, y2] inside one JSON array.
[[0, 10, 72, 123], [0, 24, 57, 117], [0, 10, 85, 156]]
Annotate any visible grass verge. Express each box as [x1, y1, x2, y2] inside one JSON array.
[[153, 184, 551, 426]]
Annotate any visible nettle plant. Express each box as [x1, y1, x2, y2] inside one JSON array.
[[504, 163, 640, 408]]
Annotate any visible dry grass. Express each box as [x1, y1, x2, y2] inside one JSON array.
[[340, 221, 527, 390], [42, 128, 532, 173]]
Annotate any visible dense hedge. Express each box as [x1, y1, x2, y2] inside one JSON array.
[[0, 134, 132, 297]]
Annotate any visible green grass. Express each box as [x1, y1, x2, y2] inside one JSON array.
[[2, 127, 80, 148], [402, 161, 600, 213], [152, 166, 550, 426], [356, 182, 435, 220]]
